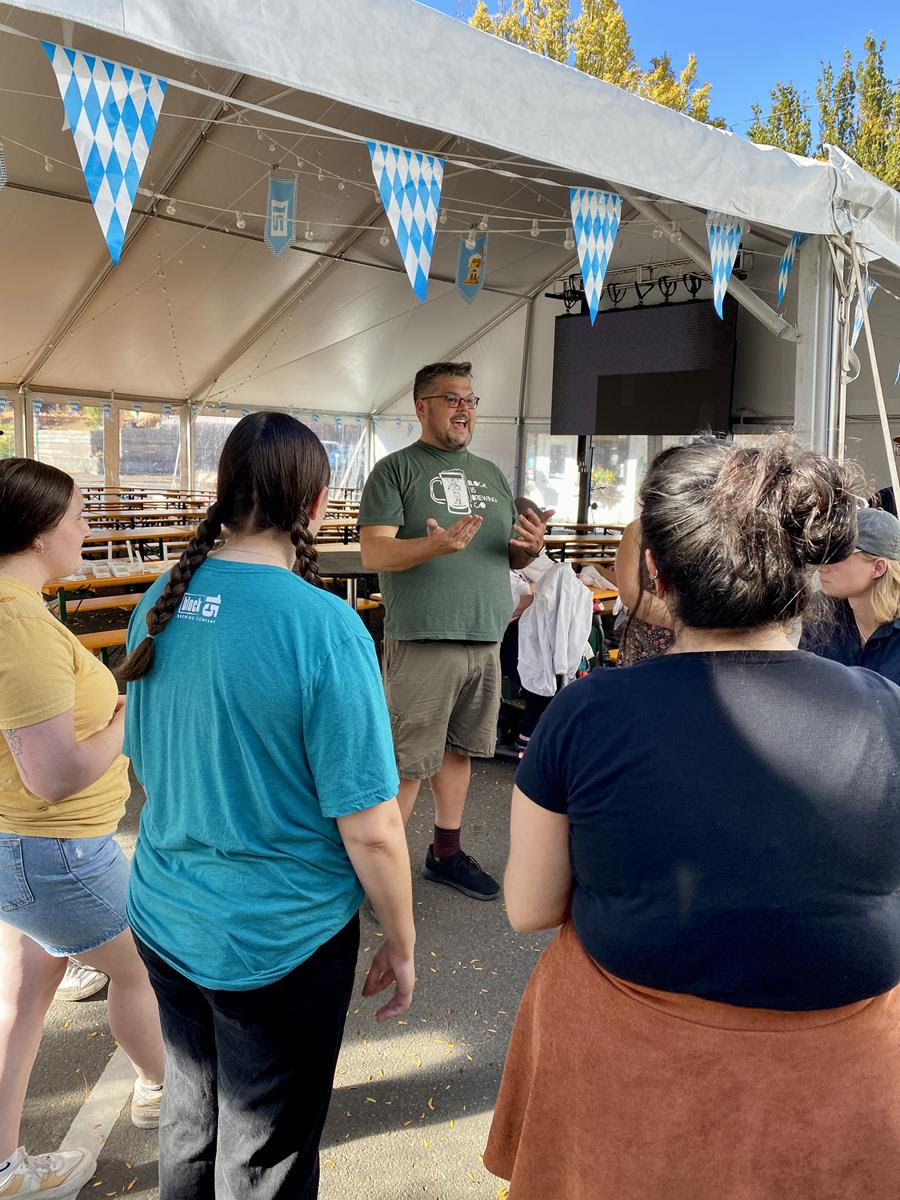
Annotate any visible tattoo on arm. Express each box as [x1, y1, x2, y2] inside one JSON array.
[[2, 729, 29, 782]]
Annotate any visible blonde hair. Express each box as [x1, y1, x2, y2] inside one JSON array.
[[862, 553, 900, 626]]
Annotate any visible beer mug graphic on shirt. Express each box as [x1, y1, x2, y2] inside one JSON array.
[[430, 469, 471, 515]]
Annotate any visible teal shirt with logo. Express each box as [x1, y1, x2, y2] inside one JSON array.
[[358, 441, 518, 642], [124, 559, 399, 990]]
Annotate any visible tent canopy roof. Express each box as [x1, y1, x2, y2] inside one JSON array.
[[1, 0, 898, 415]]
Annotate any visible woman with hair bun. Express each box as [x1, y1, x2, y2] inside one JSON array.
[[0, 458, 164, 1200], [805, 506, 900, 685], [121, 412, 415, 1200], [485, 438, 900, 1200]]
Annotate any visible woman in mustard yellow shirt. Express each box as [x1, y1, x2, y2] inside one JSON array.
[[0, 459, 163, 1200]]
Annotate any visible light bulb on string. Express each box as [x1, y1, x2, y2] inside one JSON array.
[[317, 168, 325, 182], [268, 143, 276, 153], [337, 180, 346, 191], [669, 228, 683, 244], [235, 211, 246, 230], [438, 209, 447, 225], [257, 129, 265, 141], [44, 156, 54, 173], [465, 228, 477, 251], [296, 156, 303, 169], [304, 222, 314, 241], [478, 215, 489, 232], [652, 227, 664, 240], [165, 198, 176, 216], [379, 228, 390, 247], [564, 229, 574, 250], [531, 219, 540, 238]]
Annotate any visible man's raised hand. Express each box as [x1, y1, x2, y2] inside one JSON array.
[[425, 514, 483, 555]]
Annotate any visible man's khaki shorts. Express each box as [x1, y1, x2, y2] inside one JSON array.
[[382, 638, 502, 779]]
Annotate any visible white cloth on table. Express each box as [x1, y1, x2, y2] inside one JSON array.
[[509, 551, 555, 613], [517, 563, 593, 697]]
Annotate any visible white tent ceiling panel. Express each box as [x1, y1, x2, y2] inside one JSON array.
[[4, 0, 865, 243]]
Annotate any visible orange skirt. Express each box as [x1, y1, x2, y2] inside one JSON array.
[[485, 921, 900, 1199]]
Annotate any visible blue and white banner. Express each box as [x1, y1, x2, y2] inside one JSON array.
[[777, 233, 803, 307], [850, 277, 877, 349], [456, 234, 488, 303], [705, 211, 746, 319], [569, 189, 622, 325], [369, 142, 444, 302], [264, 172, 297, 257], [42, 42, 166, 264], [0, 144, 6, 190]]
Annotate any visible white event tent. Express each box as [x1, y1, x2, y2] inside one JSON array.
[[1, 0, 899, 519]]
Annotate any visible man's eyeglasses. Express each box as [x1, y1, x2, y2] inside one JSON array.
[[421, 393, 480, 410]]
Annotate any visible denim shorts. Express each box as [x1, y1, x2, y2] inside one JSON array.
[[0, 831, 130, 956]]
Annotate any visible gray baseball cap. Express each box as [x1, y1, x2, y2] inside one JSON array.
[[857, 507, 900, 558]]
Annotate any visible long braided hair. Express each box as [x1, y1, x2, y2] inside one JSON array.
[[119, 412, 330, 681]]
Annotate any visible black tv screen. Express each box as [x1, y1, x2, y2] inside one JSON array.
[[551, 298, 738, 435]]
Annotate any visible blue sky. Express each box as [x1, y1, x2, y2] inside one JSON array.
[[418, 1, 899, 134]]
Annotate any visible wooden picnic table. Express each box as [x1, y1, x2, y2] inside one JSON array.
[[85, 508, 209, 529], [543, 534, 621, 562], [546, 521, 626, 535]]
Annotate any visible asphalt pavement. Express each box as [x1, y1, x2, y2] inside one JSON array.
[[19, 757, 551, 1200]]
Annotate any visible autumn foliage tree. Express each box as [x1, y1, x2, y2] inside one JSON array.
[[468, 0, 714, 122]]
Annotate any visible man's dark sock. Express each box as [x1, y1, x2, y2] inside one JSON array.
[[433, 825, 461, 861]]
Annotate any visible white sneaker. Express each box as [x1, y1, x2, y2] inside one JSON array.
[[131, 1080, 163, 1129], [0, 1148, 97, 1198], [55, 960, 108, 1002]]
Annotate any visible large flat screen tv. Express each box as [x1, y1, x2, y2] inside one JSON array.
[[551, 297, 738, 435]]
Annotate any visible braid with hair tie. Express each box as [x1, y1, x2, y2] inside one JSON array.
[[290, 515, 322, 588], [118, 503, 223, 681]]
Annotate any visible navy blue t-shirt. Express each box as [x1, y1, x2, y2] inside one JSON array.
[[517, 650, 900, 1011], [802, 598, 900, 687]]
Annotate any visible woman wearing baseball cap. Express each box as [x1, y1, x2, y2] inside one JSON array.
[[807, 507, 900, 685]]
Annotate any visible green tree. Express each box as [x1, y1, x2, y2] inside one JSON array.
[[817, 49, 856, 155], [639, 52, 711, 122], [747, 82, 812, 156], [855, 34, 894, 176], [884, 88, 900, 189]]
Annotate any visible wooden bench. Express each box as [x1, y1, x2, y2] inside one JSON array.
[[51, 593, 142, 624], [77, 628, 128, 665]]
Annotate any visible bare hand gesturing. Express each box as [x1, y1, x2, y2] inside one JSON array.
[[425, 514, 483, 555]]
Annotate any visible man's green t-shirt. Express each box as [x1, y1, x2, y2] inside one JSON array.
[[358, 441, 517, 642]]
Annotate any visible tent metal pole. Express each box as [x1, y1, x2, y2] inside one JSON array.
[[849, 237, 900, 497], [794, 236, 838, 453], [619, 189, 799, 343], [513, 297, 535, 496]]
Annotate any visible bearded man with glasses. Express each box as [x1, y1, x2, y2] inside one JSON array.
[[359, 362, 549, 900]]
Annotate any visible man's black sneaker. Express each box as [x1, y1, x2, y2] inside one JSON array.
[[421, 846, 500, 901]]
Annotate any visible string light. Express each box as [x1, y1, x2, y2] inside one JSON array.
[[465, 228, 477, 250], [564, 229, 574, 250], [317, 168, 325, 182], [530, 219, 540, 238], [379, 228, 390, 247], [478, 215, 489, 232], [438, 209, 447, 225], [165, 198, 176, 216], [235, 211, 246, 230], [304, 221, 314, 241], [337, 180, 346, 191], [652, 227, 664, 240], [43, 155, 53, 173]]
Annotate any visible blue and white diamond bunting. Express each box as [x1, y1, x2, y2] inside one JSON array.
[[0, 144, 6, 190], [42, 42, 167, 264], [369, 142, 444, 302], [569, 189, 622, 325], [706, 211, 746, 319], [777, 233, 803, 307], [850, 277, 876, 349]]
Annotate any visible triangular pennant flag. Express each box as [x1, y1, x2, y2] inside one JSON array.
[[0, 144, 6, 190], [777, 233, 803, 307], [369, 142, 444, 301], [850, 277, 877, 349], [42, 42, 167, 264], [705, 211, 746, 318], [264, 171, 297, 257], [569, 189, 622, 325], [456, 234, 488, 303]]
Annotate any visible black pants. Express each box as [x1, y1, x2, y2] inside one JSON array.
[[135, 915, 360, 1200], [499, 621, 553, 738]]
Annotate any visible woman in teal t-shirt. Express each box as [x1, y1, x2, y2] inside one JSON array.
[[119, 413, 416, 1200]]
